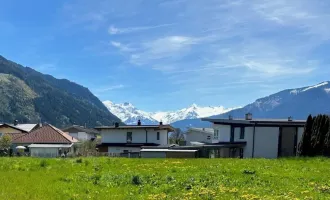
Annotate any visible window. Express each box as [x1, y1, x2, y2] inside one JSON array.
[[240, 127, 245, 139], [157, 132, 160, 140], [127, 132, 132, 143], [214, 130, 219, 139], [0, 133, 3, 137], [207, 136, 211, 140]]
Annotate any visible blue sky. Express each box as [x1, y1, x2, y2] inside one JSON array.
[[1, 0, 330, 112]]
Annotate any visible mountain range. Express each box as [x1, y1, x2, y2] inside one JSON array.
[[103, 100, 237, 125], [171, 81, 330, 129], [0, 55, 121, 127]]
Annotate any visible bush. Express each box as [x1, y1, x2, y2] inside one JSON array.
[[132, 175, 142, 185], [40, 160, 49, 168]]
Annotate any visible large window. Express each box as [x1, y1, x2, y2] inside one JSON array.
[[240, 127, 245, 139], [157, 132, 160, 140], [214, 130, 219, 140], [127, 132, 132, 143]]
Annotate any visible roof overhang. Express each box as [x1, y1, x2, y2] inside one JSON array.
[[202, 118, 306, 127], [97, 143, 160, 147], [141, 149, 198, 153], [95, 125, 175, 132]]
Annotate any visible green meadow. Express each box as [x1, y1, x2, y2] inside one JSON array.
[[0, 158, 329, 200]]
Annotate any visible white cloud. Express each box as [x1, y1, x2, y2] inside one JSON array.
[[110, 41, 134, 52], [62, 0, 330, 99], [108, 24, 175, 35]]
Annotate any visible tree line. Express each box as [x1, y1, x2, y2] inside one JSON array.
[[298, 114, 330, 157]]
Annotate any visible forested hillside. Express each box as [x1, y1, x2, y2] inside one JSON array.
[[0, 55, 121, 127]]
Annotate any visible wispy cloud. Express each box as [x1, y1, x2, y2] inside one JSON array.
[[108, 23, 175, 35], [96, 84, 126, 92], [110, 41, 134, 52], [61, 0, 330, 103]]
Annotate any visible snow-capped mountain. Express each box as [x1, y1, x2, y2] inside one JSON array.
[[103, 101, 157, 125], [151, 104, 236, 124], [172, 81, 330, 129], [103, 101, 237, 125]]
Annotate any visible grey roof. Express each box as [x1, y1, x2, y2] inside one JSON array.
[[14, 124, 38, 132], [28, 144, 73, 148], [141, 149, 198, 152], [95, 125, 175, 132], [62, 125, 99, 134], [0, 124, 38, 132], [202, 118, 306, 126]]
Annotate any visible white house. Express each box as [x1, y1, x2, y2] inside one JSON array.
[[202, 114, 306, 159], [62, 125, 99, 141], [185, 128, 214, 145], [95, 121, 175, 155]]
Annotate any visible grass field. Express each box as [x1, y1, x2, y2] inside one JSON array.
[[0, 158, 330, 200]]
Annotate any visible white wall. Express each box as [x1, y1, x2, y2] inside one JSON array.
[[212, 124, 231, 142], [186, 130, 213, 145], [147, 130, 167, 145], [30, 148, 58, 157], [254, 127, 279, 159], [101, 128, 168, 145], [69, 132, 93, 141]]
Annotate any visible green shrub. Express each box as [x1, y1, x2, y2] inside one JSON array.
[[132, 175, 142, 185], [39, 160, 49, 168]]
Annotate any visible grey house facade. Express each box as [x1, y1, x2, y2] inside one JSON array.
[[202, 114, 306, 159]]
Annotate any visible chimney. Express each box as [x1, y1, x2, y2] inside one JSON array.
[[288, 116, 293, 121], [114, 122, 119, 128], [137, 120, 141, 126], [14, 120, 19, 126], [159, 121, 163, 126], [245, 113, 253, 120], [229, 115, 233, 120]]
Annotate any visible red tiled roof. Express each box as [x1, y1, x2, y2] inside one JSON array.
[[5, 133, 28, 142], [14, 124, 79, 144]]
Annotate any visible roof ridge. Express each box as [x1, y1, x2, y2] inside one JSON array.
[[47, 124, 78, 143]]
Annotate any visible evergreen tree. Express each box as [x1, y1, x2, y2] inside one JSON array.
[[298, 115, 314, 156], [310, 115, 322, 156], [323, 124, 330, 156], [317, 116, 329, 155]]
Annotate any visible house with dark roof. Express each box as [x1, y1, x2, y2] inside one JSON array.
[[0, 122, 40, 135], [9, 124, 79, 157], [95, 120, 175, 155], [62, 125, 99, 141], [201, 113, 306, 159]]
